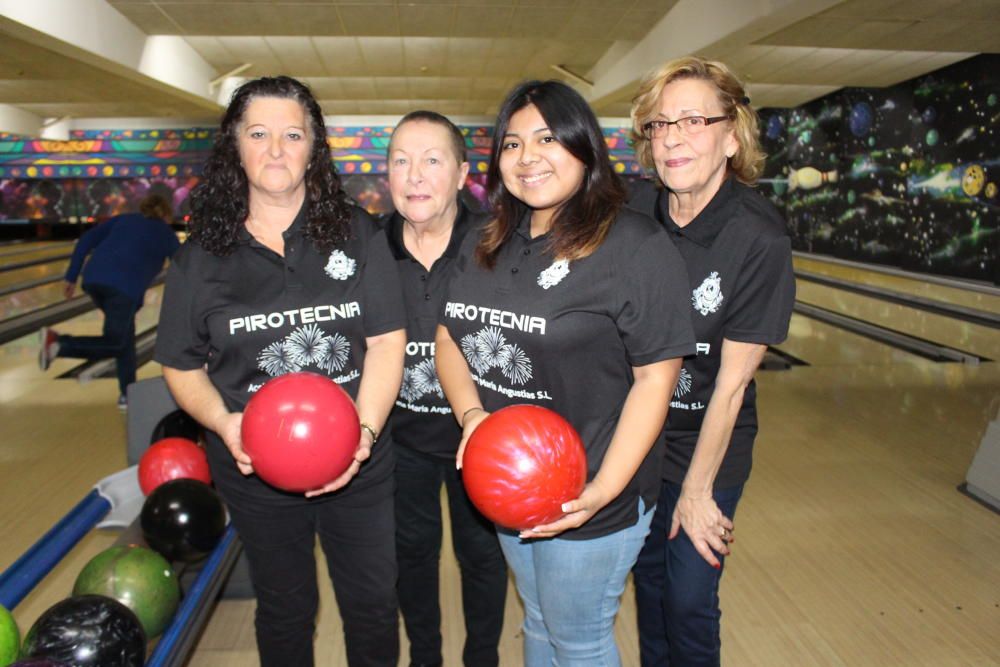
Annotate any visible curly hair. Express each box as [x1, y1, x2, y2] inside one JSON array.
[[630, 56, 764, 185], [476, 80, 625, 269], [189, 76, 351, 255]]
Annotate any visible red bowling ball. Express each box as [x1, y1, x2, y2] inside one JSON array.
[[462, 404, 588, 530], [138, 437, 212, 495], [241, 372, 360, 493]]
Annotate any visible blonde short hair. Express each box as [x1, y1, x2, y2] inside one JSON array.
[[630, 56, 764, 184]]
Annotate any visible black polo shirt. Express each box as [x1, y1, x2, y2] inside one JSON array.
[[629, 177, 795, 489], [381, 202, 485, 458], [154, 203, 406, 504], [440, 207, 696, 540]]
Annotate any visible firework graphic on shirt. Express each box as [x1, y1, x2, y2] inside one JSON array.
[[318, 332, 351, 374], [500, 343, 532, 385], [461, 333, 491, 375], [674, 367, 693, 398], [461, 327, 534, 386], [476, 326, 512, 369], [412, 357, 444, 398], [286, 323, 330, 366], [257, 339, 302, 376], [399, 366, 422, 402]]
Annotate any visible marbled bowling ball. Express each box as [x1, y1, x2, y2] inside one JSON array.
[[462, 405, 587, 531], [20, 595, 145, 667], [141, 479, 226, 563], [73, 545, 180, 638]]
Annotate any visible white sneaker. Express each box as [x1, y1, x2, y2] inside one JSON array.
[[38, 327, 60, 371]]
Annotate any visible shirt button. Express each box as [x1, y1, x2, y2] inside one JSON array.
[[288, 267, 296, 273], [424, 294, 431, 300], [523, 248, 530, 256], [420, 275, 427, 281], [511, 267, 519, 274]]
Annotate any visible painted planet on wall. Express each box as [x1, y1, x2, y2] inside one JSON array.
[[921, 106, 937, 124], [849, 102, 874, 137], [962, 165, 985, 196], [926, 129, 940, 146]]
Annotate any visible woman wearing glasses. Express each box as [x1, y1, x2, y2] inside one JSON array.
[[628, 56, 795, 666]]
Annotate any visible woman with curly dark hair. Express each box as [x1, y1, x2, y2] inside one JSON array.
[[154, 76, 406, 667]]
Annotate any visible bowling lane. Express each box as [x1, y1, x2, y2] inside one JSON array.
[[0, 240, 74, 259], [0, 279, 74, 319], [796, 280, 1000, 360], [774, 313, 929, 367], [0, 243, 73, 270], [0, 284, 163, 402], [0, 259, 69, 291], [794, 254, 1000, 315]]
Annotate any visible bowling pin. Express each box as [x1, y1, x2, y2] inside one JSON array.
[[789, 167, 838, 192]]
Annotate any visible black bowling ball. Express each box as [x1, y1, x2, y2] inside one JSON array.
[[150, 409, 203, 444], [140, 478, 226, 562], [20, 595, 145, 667], [10, 660, 69, 666]]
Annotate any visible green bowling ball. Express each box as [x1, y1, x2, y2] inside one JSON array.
[[73, 545, 180, 638], [0, 604, 18, 666]]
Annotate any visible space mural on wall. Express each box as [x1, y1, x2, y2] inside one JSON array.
[[758, 54, 997, 283]]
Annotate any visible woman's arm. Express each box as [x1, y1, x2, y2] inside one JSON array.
[[305, 328, 406, 496], [162, 365, 251, 474], [434, 324, 489, 468], [527, 357, 682, 538], [673, 338, 766, 567]]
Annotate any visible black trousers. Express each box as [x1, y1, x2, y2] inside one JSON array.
[[223, 479, 399, 667], [394, 443, 507, 667], [56, 284, 137, 396]]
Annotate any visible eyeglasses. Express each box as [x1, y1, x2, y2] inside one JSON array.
[[641, 115, 731, 139]]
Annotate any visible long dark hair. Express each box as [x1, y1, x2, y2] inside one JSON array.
[[476, 80, 625, 268], [189, 76, 351, 256]]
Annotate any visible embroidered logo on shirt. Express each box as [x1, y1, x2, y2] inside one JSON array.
[[324, 250, 356, 280], [460, 326, 533, 386], [692, 271, 724, 316], [257, 323, 351, 376], [674, 367, 693, 398], [537, 259, 570, 289], [399, 358, 445, 403]]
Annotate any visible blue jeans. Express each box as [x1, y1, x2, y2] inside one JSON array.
[[498, 502, 654, 667], [56, 284, 138, 396], [632, 480, 744, 667]]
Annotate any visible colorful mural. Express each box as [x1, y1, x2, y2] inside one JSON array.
[[758, 54, 997, 283]]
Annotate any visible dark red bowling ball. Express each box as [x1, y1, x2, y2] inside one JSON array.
[[462, 405, 588, 530], [141, 479, 226, 563], [138, 437, 212, 495], [241, 372, 360, 492]]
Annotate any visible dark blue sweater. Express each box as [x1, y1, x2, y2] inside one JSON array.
[[65, 213, 180, 304]]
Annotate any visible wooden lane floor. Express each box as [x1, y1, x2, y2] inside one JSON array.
[[0, 241, 74, 259], [0, 243, 73, 270], [796, 280, 1000, 360], [2, 291, 998, 665], [0, 280, 73, 320], [0, 259, 69, 291], [795, 255, 1000, 315], [776, 313, 930, 367]]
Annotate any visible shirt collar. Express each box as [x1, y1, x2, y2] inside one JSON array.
[[237, 198, 309, 246], [386, 200, 475, 261], [656, 176, 737, 248]]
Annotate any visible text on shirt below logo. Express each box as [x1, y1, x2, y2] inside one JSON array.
[[692, 271, 724, 316]]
